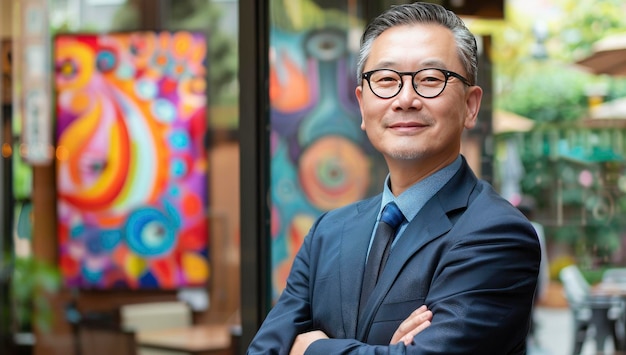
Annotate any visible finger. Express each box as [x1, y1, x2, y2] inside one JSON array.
[[401, 309, 432, 331], [409, 305, 428, 317], [402, 320, 431, 346], [402, 310, 432, 334], [390, 307, 432, 344], [401, 310, 433, 345], [399, 306, 428, 327]]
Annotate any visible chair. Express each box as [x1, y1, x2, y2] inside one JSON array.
[[560, 265, 625, 354], [603, 268, 626, 284], [120, 301, 192, 355]]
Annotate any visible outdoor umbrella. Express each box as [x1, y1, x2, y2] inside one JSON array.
[[576, 32, 626, 76], [493, 110, 535, 134]]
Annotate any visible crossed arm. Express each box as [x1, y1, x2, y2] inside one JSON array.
[[249, 194, 540, 355], [289, 305, 433, 355]]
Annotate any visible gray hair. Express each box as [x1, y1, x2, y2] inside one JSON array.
[[356, 2, 478, 85]]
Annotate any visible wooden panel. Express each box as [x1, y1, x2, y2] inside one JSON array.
[[1, 39, 10, 104], [380, 0, 504, 19], [441, 0, 503, 19]]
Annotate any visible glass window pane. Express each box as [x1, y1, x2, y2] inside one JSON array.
[[268, 0, 386, 302]]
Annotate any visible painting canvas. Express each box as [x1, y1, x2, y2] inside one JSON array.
[[268, 20, 388, 300], [54, 31, 209, 289]]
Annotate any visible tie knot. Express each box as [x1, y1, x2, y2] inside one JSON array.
[[380, 202, 404, 229]]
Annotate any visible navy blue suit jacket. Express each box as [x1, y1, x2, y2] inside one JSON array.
[[248, 159, 541, 354]]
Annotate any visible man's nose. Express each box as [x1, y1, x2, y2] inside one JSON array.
[[395, 77, 421, 103]]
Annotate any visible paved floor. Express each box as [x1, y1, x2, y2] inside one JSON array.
[[530, 306, 620, 355]]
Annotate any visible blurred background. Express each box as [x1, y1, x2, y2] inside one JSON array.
[[2, 0, 626, 354]]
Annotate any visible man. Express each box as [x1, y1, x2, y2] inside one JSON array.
[[248, 2, 540, 354]]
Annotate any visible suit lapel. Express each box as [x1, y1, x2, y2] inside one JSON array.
[[356, 159, 478, 340], [355, 199, 453, 340], [388, 159, 478, 278], [340, 195, 380, 338]]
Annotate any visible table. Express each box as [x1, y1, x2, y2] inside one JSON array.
[[592, 282, 626, 297], [136, 324, 234, 355]]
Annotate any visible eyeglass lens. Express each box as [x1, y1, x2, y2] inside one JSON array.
[[367, 69, 449, 98]]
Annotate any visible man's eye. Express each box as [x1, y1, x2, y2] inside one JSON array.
[[421, 76, 442, 82], [377, 76, 397, 82], [374, 77, 398, 87]]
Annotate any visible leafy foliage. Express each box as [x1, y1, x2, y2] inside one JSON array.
[[11, 257, 61, 332], [485, 0, 626, 122], [517, 137, 626, 266], [270, 0, 361, 32], [486, 0, 626, 271], [555, 0, 626, 62], [497, 63, 591, 123]]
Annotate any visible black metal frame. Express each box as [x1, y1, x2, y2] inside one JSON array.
[[1, 103, 15, 355], [239, 0, 271, 351]]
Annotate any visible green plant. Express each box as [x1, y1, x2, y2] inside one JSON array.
[[11, 257, 61, 333]]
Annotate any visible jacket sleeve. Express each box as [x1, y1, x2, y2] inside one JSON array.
[[246, 214, 321, 355], [408, 211, 540, 354]]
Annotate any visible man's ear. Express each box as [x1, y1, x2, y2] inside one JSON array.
[[464, 86, 483, 129], [355, 85, 366, 130]]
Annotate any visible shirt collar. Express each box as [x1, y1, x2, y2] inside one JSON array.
[[381, 155, 462, 221]]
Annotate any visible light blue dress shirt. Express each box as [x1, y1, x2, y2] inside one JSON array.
[[367, 155, 462, 256]]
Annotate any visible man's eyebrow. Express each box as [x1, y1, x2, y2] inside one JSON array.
[[367, 60, 397, 70], [420, 59, 448, 69], [367, 59, 450, 71]]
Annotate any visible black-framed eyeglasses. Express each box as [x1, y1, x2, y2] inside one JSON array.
[[361, 68, 472, 99]]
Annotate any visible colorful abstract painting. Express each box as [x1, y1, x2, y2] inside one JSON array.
[[54, 31, 209, 289], [269, 24, 387, 301]]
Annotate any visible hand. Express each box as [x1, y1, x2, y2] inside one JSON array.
[[390, 305, 432, 346], [290, 330, 329, 355]]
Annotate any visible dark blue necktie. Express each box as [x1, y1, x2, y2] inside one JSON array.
[[359, 202, 405, 315]]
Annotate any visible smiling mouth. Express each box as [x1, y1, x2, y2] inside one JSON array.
[[389, 121, 427, 129]]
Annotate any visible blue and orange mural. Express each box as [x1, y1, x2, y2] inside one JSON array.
[[54, 31, 209, 289], [269, 24, 387, 300]]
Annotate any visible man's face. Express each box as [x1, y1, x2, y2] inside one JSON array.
[[355, 23, 482, 172]]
